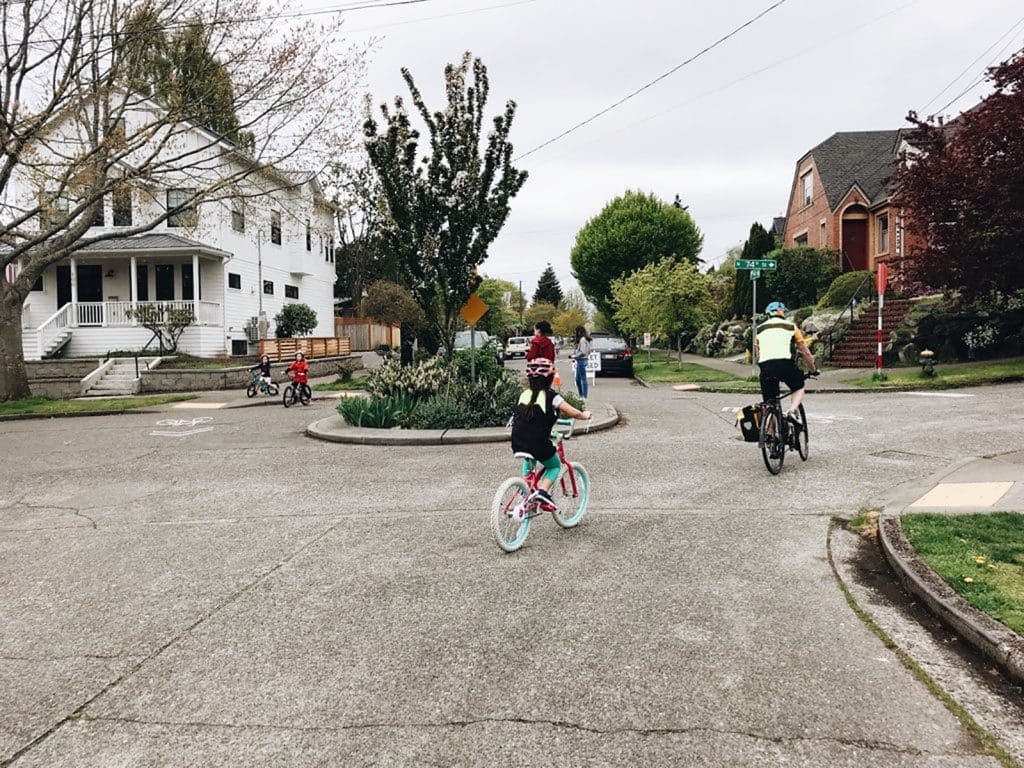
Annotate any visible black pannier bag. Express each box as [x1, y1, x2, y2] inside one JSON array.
[[737, 404, 761, 442]]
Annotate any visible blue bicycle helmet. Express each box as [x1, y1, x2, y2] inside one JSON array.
[[765, 301, 787, 315]]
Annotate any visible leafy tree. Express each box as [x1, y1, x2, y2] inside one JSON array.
[[709, 245, 741, 320], [730, 222, 775, 318], [891, 51, 1024, 298], [552, 307, 588, 338], [125, 304, 195, 353], [475, 277, 523, 340], [274, 304, 318, 337], [763, 247, 842, 310], [523, 302, 557, 329], [570, 190, 703, 318], [591, 310, 614, 334], [0, 0, 364, 400], [533, 264, 563, 307], [559, 287, 593, 320], [611, 258, 713, 358], [360, 281, 425, 328], [363, 52, 528, 358]]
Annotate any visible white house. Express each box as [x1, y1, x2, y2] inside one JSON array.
[[9, 105, 338, 360]]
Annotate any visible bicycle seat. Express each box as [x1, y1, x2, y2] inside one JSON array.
[[513, 451, 536, 461]]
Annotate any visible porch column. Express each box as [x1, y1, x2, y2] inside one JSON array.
[[130, 256, 138, 326], [69, 257, 78, 327], [192, 253, 200, 322]]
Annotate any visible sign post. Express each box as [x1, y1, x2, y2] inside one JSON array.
[[876, 263, 888, 376], [643, 332, 652, 364], [735, 259, 778, 377], [459, 293, 489, 382]]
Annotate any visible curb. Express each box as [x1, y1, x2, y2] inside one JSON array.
[[0, 408, 167, 422], [878, 512, 1024, 688], [306, 403, 620, 446]]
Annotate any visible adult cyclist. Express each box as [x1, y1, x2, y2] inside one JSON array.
[[756, 301, 818, 419]]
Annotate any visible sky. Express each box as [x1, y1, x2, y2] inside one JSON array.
[[320, 0, 1024, 295]]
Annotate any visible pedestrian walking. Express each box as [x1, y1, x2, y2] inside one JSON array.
[[401, 334, 415, 367], [571, 325, 592, 400]]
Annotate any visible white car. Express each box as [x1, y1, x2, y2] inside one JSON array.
[[504, 336, 530, 359], [453, 330, 504, 365]]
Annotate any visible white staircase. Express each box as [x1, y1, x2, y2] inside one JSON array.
[[82, 358, 149, 397]]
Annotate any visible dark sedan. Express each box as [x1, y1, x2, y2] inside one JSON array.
[[592, 336, 634, 377]]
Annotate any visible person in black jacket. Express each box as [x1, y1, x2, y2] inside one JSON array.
[[250, 355, 273, 389], [401, 334, 415, 367]]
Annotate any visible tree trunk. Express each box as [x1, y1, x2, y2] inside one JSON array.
[[0, 298, 31, 401]]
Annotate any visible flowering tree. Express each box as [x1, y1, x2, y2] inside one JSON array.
[[363, 52, 528, 358], [891, 50, 1024, 299], [0, 0, 365, 400]]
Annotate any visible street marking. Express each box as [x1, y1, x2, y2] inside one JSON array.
[[174, 402, 227, 409], [150, 427, 216, 437], [155, 417, 213, 427], [910, 481, 1013, 508], [902, 392, 975, 398]]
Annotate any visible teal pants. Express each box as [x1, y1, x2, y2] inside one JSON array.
[[523, 454, 561, 485]]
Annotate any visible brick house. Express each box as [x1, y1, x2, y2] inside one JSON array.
[[782, 130, 913, 277]]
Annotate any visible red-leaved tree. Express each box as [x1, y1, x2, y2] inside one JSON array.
[[892, 50, 1024, 298]]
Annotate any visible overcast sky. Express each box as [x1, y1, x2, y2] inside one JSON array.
[[324, 0, 1023, 295]]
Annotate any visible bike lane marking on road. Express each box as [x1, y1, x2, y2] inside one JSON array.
[[901, 392, 976, 398], [151, 416, 215, 437]]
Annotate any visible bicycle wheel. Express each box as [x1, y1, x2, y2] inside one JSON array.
[[794, 404, 809, 461], [491, 477, 531, 553], [267, 383, 279, 396], [246, 383, 257, 398], [759, 406, 784, 475], [552, 462, 589, 528], [299, 383, 311, 406], [282, 385, 294, 408]]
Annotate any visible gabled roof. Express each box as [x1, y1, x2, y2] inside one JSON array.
[[806, 130, 901, 209], [78, 233, 232, 260]]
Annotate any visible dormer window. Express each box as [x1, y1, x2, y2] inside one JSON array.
[[801, 170, 813, 207]]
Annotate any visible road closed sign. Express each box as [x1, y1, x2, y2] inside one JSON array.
[[586, 351, 601, 372]]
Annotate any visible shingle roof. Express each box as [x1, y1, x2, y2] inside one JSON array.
[[78, 233, 231, 258], [809, 130, 901, 209]]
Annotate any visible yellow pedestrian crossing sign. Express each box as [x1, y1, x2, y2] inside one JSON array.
[[460, 293, 489, 326]]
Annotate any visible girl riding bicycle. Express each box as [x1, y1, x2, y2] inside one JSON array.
[[511, 357, 591, 512], [250, 354, 273, 389], [287, 352, 309, 386]]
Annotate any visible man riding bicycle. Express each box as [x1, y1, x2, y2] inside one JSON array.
[[756, 301, 818, 418]]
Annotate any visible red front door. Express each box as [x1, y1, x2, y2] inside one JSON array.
[[842, 219, 868, 272]]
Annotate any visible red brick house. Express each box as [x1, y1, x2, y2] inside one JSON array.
[[781, 130, 913, 276]]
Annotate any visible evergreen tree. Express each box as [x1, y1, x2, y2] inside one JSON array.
[[533, 264, 563, 307], [730, 222, 775, 318]]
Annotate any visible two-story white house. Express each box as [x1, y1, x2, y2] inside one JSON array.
[[9, 104, 338, 360]]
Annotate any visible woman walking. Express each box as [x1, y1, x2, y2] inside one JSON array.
[[572, 325, 592, 400]]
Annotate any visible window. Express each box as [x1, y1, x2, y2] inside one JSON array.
[[794, 232, 809, 247], [40, 191, 69, 231], [329, 237, 334, 263], [285, 284, 299, 299], [228, 272, 241, 290], [263, 280, 274, 295], [231, 201, 245, 232], [181, 264, 194, 301], [325, 237, 334, 263], [155, 264, 175, 300], [32, 276, 43, 291], [166, 188, 197, 227], [819, 222, 827, 246], [801, 171, 813, 207], [877, 213, 890, 253], [270, 211, 281, 245], [113, 184, 132, 226], [136, 264, 149, 301], [305, 219, 311, 251], [231, 339, 249, 356]]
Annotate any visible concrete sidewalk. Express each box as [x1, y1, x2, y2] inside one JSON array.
[[647, 352, 871, 392]]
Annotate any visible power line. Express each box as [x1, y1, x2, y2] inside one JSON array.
[[931, 33, 1024, 117], [513, 0, 789, 161]]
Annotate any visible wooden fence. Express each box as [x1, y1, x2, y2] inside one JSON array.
[[259, 336, 352, 361], [334, 317, 401, 351]]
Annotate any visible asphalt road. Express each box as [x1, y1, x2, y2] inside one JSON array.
[[2, 370, 1024, 766]]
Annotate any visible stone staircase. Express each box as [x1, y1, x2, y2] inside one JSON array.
[[828, 298, 913, 367], [82, 358, 148, 397]]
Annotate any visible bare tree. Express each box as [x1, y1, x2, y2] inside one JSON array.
[[0, 0, 366, 400]]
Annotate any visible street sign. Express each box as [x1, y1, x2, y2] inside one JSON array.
[[750, 269, 761, 280], [643, 332, 652, 347], [735, 259, 777, 270], [586, 351, 601, 372], [459, 293, 489, 325]]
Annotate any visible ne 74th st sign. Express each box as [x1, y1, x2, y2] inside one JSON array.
[[735, 259, 777, 270]]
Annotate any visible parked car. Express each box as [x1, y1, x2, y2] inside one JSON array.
[[453, 330, 504, 366], [504, 336, 530, 359], [591, 335, 634, 377]]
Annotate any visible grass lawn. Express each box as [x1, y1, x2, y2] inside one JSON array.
[[845, 358, 1024, 389], [903, 512, 1024, 636], [312, 378, 367, 392], [0, 394, 195, 417], [633, 357, 744, 383]]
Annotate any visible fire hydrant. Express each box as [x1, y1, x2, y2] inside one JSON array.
[[919, 348, 936, 377]]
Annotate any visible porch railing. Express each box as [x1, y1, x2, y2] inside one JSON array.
[[30, 303, 73, 359], [74, 300, 221, 327]]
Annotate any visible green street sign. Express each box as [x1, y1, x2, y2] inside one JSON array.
[[750, 269, 761, 280], [736, 259, 777, 270]]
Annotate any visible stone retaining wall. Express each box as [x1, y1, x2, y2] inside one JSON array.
[[26, 359, 102, 379], [140, 355, 353, 393], [29, 378, 84, 399]]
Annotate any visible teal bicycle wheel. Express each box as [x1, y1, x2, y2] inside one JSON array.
[[491, 477, 531, 553], [552, 462, 589, 528]]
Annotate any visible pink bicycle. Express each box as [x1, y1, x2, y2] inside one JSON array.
[[491, 418, 591, 553]]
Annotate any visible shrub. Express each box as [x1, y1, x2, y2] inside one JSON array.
[[274, 303, 317, 337], [366, 357, 445, 400], [792, 305, 814, 326], [557, 389, 585, 411], [335, 359, 361, 382], [337, 393, 416, 428], [452, 346, 504, 383], [764, 247, 842, 309], [818, 271, 873, 308], [404, 396, 476, 430]]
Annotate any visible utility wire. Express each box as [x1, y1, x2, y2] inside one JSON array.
[[513, 0, 789, 161], [931, 33, 1024, 116]]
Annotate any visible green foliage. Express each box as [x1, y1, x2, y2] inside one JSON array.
[[452, 346, 504, 383], [274, 303, 318, 337], [403, 395, 475, 429], [591, 310, 614, 333], [556, 389, 585, 411], [337, 394, 415, 428], [125, 303, 195, 353], [365, 357, 445, 400], [552, 307, 588, 339], [763, 247, 841, 310], [475, 277, 523, 339], [791, 306, 815, 326], [335, 359, 362, 382], [571, 190, 704, 318], [523, 301, 557, 329], [610, 258, 713, 347], [363, 52, 528, 357], [818, 270, 874, 308], [913, 291, 1024, 361], [730, 223, 775, 317], [360, 280, 425, 327], [533, 264, 563, 307]]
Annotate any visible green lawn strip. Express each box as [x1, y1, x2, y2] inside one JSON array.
[[312, 378, 367, 392], [0, 394, 195, 416], [633, 359, 742, 383], [844, 358, 1024, 390], [902, 512, 1024, 637]]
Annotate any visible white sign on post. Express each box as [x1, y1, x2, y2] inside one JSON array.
[[586, 351, 601, 372], [643, 332, 652, 348]]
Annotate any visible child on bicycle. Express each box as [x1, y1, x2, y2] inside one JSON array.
[[511, 357, 592, 512], [250, 355, 273, 389], [286, 352, 309, 387]]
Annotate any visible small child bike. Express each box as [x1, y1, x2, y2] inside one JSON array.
[[491, 418, 590, 553], [246, 370, 279, 398]]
